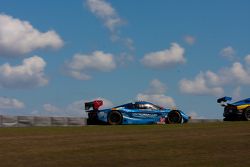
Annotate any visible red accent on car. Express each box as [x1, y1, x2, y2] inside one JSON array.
[[93, 100, 103, 110]]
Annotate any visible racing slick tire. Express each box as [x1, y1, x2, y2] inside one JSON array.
[[107, 111, 123, 125], [166, 110, 182, 124], [244, 107, 250, 121]]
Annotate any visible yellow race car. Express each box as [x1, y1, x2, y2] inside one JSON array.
[[217, 96, 250, 121]]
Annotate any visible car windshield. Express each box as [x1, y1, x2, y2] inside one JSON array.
[[135, 103, 163, 110]]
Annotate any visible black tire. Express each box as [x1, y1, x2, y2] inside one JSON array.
[[244, 107, 250, 121], [107, 111, 123, 125], [167, 110, 182, 124]]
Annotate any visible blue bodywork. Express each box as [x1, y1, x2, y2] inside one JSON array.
[[231, 98, 250, 106], [87, 101, 189, 125]]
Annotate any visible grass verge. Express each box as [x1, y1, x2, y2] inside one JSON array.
[[0, 122, 249, 167]]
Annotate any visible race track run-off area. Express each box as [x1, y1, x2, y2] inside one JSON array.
[[0, 122, 249, 167]]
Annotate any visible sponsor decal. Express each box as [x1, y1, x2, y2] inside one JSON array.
[[132, 113, 158, 118]]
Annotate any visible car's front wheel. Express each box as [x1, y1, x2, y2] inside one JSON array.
[[244, 107, 250, 121], [107, 111, 123, 125], [167, 110, 182, 124]]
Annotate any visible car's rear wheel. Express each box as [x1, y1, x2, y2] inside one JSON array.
[[167, 110, 182, 124], [244, 107, 250, 121], [108, 111, 123, 125]]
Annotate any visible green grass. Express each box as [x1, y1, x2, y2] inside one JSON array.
[[0, 122, 250, 167]]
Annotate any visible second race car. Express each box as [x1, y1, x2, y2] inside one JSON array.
[[217, 96, 250, 121]]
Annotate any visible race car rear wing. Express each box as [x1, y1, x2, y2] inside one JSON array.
[[217, 96, 232, 103], [217, 96, 232, 107], [85, 100, 103, 111]]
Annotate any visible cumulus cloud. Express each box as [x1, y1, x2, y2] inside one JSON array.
[[38, 102, 83, 117], [227, 62, 250, 84], [141, 43, 186, 69], [136, 79, 175, 108], [146, 79, 167, 94], [0, 13, 63, 56], [0, 97, 25, 109], [179, 73, 224, 97], [43, 104, 60, 113], [207, 62, 250, 85], [115, 52, 134, 66], [85, 0, 134, 50], [65, 50, 116, 80], [136, 93, 175, 108], [0, 56, 48, 88], [245, 55, 250, 65], [220, 46, 235, 60], [184, 35, 196, 45], [86, 0, 123, 32], [179, 55, 250, 96]]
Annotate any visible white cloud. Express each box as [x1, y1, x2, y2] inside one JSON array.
[[213, 62, 250, 85], [141, 43, 186, 68], [0, 56, 48, 88], [204, 71, 223, 86], [0, 97, 25, 109], [228, 62, 250, 84], [179, 56, 250, 96], [179, 73, 224, 96], [0, 13, 63, 56], [66, 71, 91, 80], [220, 46, 235, 60], [184, 35, 196, 45], [123, 38, 135, 51], [136, 93, 175, 108], [136, 79, 175, 108], [146, 79, 167, 94], [116, 52, 134, 66], [86, 0, 123, 32], [245, 55, 250, 65], [85, 0, 134, 51], [66, 100, 86, 116], [65, 50, 116, 80], [43, 104, 60, 113]]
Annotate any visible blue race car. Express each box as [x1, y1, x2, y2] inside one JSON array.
[[85, 100, 190, 125], [217, 96, 250, 121]]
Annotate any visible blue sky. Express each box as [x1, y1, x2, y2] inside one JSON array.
[[0, 0, 250, 118]]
